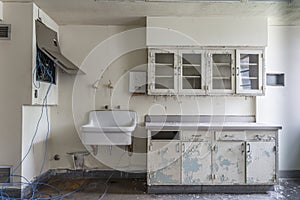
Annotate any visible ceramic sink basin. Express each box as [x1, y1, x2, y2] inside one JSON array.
[[81, 110, 137, 145]]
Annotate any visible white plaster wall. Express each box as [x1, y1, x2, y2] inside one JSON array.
[[257, 26, 300, 171], [49, 25, 138, 169], [0, 1, 3, 21], [22, 106, 50, 184], [0, 3, 33, 181], [147, 17, 268, 46], [51, 24, 255, 171]]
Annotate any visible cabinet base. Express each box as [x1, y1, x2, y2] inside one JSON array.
[[147, 185, 274, 194]]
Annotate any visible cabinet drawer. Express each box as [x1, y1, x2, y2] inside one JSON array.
[[215, 131, 246, 141], [181, 131, 211, 142], [246, 131, 276, 141]]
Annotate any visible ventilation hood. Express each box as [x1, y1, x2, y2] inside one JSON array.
[[36, 20, 84, 74]]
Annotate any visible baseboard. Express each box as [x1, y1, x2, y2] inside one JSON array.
[[148, 185, 274, 194], [279, 170, 300, 178], [50, 169, 146, 179]]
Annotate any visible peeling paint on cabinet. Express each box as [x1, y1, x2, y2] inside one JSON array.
[[213, 142, 245, 184], [148, 141, 181, 185], [182, 142, 211, 184], [246, 141, 276, 184]]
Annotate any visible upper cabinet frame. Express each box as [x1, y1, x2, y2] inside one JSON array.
[[148, 48, 178, 95], [236, 49, 265, 95], [207, 49, 235, 95], [178, 49, 206, 95], [148, 47, 265, 96]]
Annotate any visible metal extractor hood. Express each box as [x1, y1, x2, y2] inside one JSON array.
[[35, 20, 84, 75]]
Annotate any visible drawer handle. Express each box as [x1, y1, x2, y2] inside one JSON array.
[[241, 143, 245, 154], [176, 143, 180, 152], [247, 143, 251, 153]]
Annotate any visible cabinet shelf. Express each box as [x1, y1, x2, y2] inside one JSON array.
[[213, 63, 231, 66], [155, 63, 174, 66], [213, 77, 231, 80], [155, 76, 174, 78], [240, 84, 251, 87], [182, 64, 201, 67], [241, 77, 258, 80], [240, 63, 258, 66], [183, 76, 201, 78]]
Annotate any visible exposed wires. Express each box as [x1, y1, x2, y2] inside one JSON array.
[[0, 47, 117, 199]]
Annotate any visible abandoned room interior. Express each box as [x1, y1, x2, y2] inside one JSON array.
[[0, 0, 300, 199]]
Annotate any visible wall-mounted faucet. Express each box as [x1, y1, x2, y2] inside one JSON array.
[[106, 80, 113, 89]]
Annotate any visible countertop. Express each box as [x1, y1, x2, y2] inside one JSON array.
[[145, 122, 282, 131]]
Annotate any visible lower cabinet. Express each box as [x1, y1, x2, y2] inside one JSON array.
[[182, 142, 212, 184], [246, 141, 277, 184], [148, 141, 181, 185], [147, 130, 278, 186], [213, 142, 245, 184]]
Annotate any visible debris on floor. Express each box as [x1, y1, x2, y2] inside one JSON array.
[[34, 177, 300, 200]]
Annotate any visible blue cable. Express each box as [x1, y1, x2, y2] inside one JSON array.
[[1, 49, 110, 200]]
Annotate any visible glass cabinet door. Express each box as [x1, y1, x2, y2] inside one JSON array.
[[208, 50, 235, 94], [178, 50, 205, 95], [236, 50, 264, 95], [148, 49, 177, 95]]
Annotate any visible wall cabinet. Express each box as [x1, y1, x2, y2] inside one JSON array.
[[207, 50, 235, 94], [147, 129, 278, 186], [236, 50, 264, 95], [148, 49, 206, 95], [148, 48, 265, 96]]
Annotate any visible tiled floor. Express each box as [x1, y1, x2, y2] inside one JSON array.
[[36, 177, 300, 200]]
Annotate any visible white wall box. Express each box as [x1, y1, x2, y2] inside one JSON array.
[[129, 71, 146, 94], [266, 73, 285, 86], [148, 48, 265, 96]]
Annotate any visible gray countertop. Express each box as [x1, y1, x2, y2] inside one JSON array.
[[145, 122, 282, 131]]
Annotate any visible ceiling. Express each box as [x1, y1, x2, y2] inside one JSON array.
[[2, 0, 300, 25]]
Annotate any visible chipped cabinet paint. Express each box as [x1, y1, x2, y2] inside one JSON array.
[[148, 141, 181, 185], [216, 131, 246, 141], [181, 130, 211, 142], [147, 128, 279, 187], [213, 142, 245, 184], [182, 142, 212, 184], [246, 141, 276, 184]]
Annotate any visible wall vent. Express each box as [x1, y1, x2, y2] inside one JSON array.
[[0, 166, 12, 183], [0, 24, 11, 40]]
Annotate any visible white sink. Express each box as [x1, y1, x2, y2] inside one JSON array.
[[81, 110, 137, 145]]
